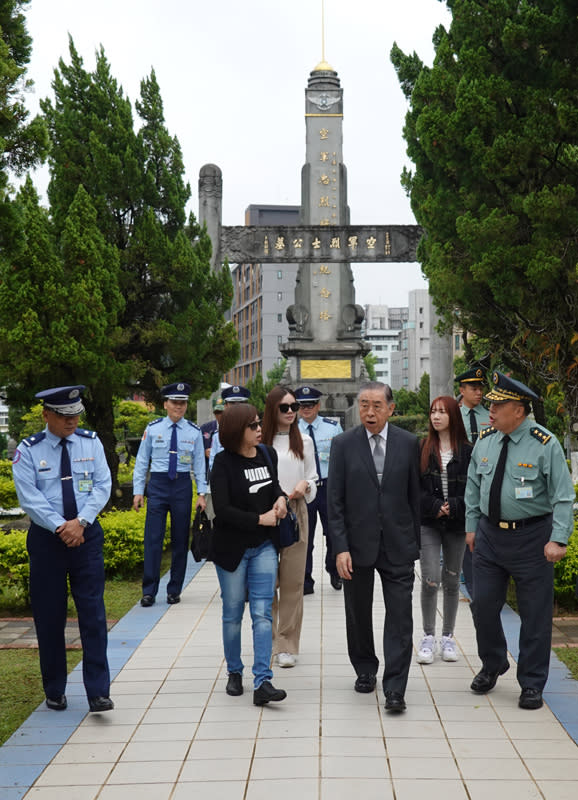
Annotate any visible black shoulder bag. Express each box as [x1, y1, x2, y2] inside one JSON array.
[[257, 444, 299, 548]]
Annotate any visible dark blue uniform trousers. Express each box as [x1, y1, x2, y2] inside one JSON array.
[[304, 482, 339, 590], [27, 521, 110, 699], [142, 472, 192, 598], [473, 515, 554, 691]]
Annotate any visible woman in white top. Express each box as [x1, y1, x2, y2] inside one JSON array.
[[262, 385, 318, 667]]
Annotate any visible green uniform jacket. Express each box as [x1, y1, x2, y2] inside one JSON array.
[[465, 417, 574, 544], [460, 403, 491, 444]]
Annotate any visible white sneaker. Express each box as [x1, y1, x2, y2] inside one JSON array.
[[416, 634, 436, 664], [276, 652, 297, 668], [441, 634, 459, 662]]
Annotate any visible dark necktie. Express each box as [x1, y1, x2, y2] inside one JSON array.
[[469, 408, 478, 438], [168, 423, 178, 480], [488, 434, 510, 525], [307, 424, 322, 481], [59, 438, 78, 520], [372, 434, 385, 477]]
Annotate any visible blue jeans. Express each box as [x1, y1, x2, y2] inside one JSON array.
[[215, 540, 278, 689]]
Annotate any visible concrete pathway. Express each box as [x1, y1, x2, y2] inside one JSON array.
[[1, 548, 578, 800]]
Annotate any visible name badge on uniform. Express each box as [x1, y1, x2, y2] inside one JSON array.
[[515, 486, 533, 499], [179, 453, 191, 465], [78, 479, 94, 492]]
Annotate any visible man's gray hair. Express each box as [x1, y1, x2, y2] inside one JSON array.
[[358, 381, 393, 404]]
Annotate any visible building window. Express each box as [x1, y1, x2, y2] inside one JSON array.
[[277, 292, 283, 301], [277, 270, 283, 279], [277, 335, 283, 344], [277, 313, 283, 323], [455, 334, 461, 349]]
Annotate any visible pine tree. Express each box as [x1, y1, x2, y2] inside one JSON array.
[[391, 0, 578, 428]]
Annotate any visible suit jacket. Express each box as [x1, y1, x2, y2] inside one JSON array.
[[327, 423, 421, 567]]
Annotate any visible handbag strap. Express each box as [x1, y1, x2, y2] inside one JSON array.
[[258, 443, 275, 475]]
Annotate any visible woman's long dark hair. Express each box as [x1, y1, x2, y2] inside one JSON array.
[[261, 384, 304, 460], [218, 403, 258, 454], [420, 395, 468, 473]]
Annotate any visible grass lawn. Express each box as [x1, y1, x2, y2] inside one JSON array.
[[0, 550, 172, 746], [553, 647, 578, 680]]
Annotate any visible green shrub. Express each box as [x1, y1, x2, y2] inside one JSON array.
[[390, 414, 428, 437], [100, 507, 151, 576], [554, 516, 578, 608], [0, 530, 29, 601], [0, 473, 19, 509]]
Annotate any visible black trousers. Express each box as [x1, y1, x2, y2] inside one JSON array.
[[343, 559, 414, 695], [27, 521, 110, 699], [304, 482, 338, 589], [473, 515, 554, 691]]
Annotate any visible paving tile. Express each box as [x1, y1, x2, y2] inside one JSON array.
[[536, 780, 578, 800], [254, 736, 320, 758], [522, 758, 578, 780], [389, 757, 460, 780], [321, 778, 395, 799], [51, 742, 125, 764], [33, 762, 113, 787], [464, 780, 543, 800], [99, 784, 174, 800], [119, 739, 190, 762], [245, 778, 319, 800], [448, 738, 519, 759], [186, 738, 254, 760], [321, 755, 388, 779], [456, 757, 530, 779], [172, 782, 247, 800], [23, 787, 99, 799], [250, 756, 318, 780], [393, 779, 468, 800], [106, 759, 182, 784]]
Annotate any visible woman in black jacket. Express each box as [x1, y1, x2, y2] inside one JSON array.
[[210, 403, 288, 706], [416, 396, 472, 665]]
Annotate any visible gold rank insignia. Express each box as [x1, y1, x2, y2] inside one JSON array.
[[530, 427, 551, 444], [517, 462, 535, 468], [480, 427, 497, 439]]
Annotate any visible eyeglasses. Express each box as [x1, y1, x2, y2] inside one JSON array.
[[278, 402, 300, 413], [247, 420, 261, 431]]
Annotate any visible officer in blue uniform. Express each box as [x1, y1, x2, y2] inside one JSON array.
[[12, 385, 113, 713], [296, 386, 343, 594], [465, 372, 574, 709], [208, 385, 251, 471], [133, 383, 207, 607]]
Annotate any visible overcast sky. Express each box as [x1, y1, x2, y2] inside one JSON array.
[[23, 0, 451, 308]]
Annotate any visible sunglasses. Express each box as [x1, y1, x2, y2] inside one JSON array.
[[278, 402, 300, 413], [299, 401, 318, 409], [247, 420, 261, 431]]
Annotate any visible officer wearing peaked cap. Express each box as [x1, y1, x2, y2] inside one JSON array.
[[133, 382, 207, 607], [465, 372, 574, 709], [296, 386, 343, 593], [209, 385, 251, 472], [12, 385, 114, 713], [455, 367, 491, 444]]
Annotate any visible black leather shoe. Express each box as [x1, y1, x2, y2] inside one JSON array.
[[303, 585, 314, 595], [140, 594, 155, 607], [88, 696, 114, 712], [385, 691, 407, 713], [253, 681, 287, 706], [519, 688, 543, 710], [226, 673, 243, 696], [330, 574, 342, 591], [354, 673, 376, 693], [167, 594, 181, 604], [46, 695, 67, 711], [470, 662, 510, 694]]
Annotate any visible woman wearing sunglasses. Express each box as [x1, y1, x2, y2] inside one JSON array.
[[210, 402, 288, 705], [262, 385, 318, 667]]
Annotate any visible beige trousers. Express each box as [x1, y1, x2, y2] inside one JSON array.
[[272, 497, 308, 655]]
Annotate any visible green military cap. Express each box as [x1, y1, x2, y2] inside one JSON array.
[[455, 367, 485, 384], [484, 371, 539, 404]]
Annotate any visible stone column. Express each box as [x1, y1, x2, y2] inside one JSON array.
[[198, 164, 223, 272], [429, 295, 454, 399]]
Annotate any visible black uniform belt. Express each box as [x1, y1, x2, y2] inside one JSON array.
[[485, 513, 550, 530]]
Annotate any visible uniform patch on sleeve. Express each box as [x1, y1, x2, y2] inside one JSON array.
[[12, 449, 21, 464], [530, 427, 551, 445]]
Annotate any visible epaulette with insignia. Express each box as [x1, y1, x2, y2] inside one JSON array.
[[479, 426, 498, 440], [75, 429, 97, 439], [323, 417, 338, 425], [187, 420, 200, 431], [148, 418, 163, 426], [23, 432, 46, 447], [530, 426, 551, 445]]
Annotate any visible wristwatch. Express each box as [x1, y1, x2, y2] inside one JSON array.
[[77, 517, 90, 528]]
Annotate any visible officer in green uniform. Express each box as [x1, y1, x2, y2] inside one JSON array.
[[465, 372, 574, 709]]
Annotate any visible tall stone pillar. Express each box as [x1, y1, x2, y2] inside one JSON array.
[[198, 164, 223, 272], [429, 296, 454, 400], [281, 61, 369, 420]]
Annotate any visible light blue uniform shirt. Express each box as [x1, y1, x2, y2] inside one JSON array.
[[12, 426, 112, 532], [208, 428, 222, 473], [298, 415, 343, 481], [460, 402, 491, 443], [132, 416, 207, 495], [465, 417, 575, 544]]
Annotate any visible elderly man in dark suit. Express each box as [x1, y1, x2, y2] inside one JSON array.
[[328, 381, 420, 712]]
